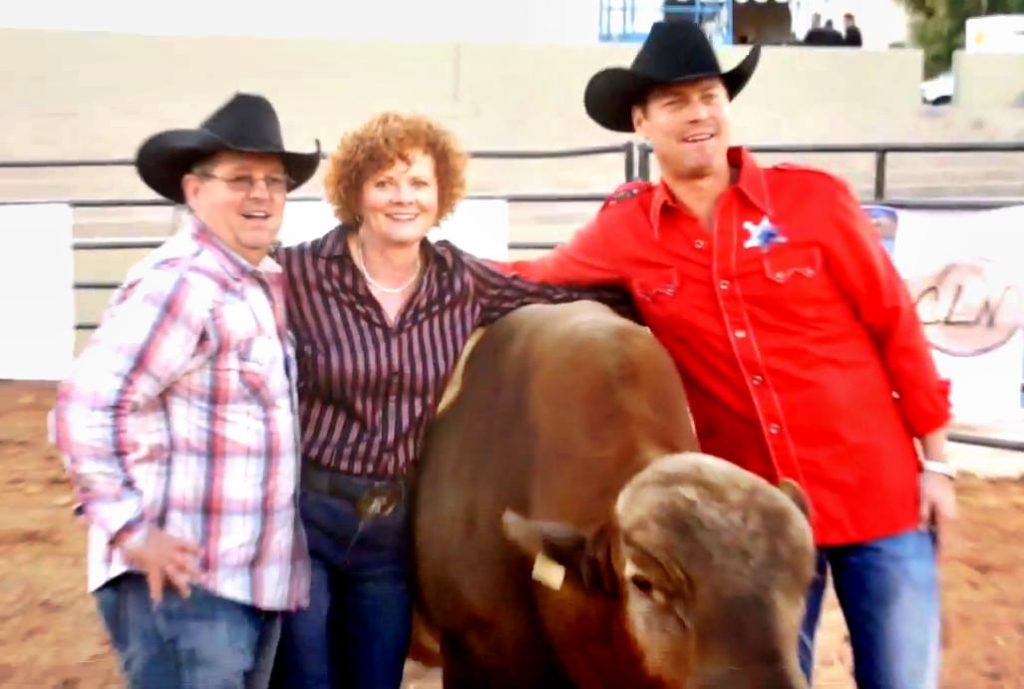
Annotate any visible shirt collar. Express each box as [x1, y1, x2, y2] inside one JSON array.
[[731, 147, 773, 217], [648, 181, 675, 237], [317, 224, 454, 271], [648, 146, 774, 236], [189, 215, 281, 281], [318, 224, 350, 258]]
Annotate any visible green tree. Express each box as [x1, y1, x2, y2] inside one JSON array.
[[896, 0, 1024, 75]]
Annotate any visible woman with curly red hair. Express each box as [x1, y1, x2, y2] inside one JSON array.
[[270, 112, 631, 689]]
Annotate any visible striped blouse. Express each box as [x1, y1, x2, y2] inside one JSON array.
[[278, 225, 632, 478]]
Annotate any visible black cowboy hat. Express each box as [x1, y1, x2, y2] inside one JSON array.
[[584, 21, 761, 133], [135, 92, 321, 204]]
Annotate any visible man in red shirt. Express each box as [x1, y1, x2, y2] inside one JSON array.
[[499, 21, 957, 689]]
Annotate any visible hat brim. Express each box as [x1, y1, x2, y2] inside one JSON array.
[[584, 44, 761, 133], [135, 128, 321, 204]]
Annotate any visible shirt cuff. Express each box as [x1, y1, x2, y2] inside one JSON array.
[[80, 494, 146, 547], [109, 515, 148, 549], [901, 378, 952, 438]]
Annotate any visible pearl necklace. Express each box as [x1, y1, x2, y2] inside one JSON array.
[[353, 238, 422, 294]]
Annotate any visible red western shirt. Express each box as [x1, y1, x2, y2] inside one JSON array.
[[501, 147, 950, 546]]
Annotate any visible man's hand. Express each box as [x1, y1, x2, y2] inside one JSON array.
[[117, 527, 203, 603], [918, 427, 955, 544], [919, 470, 957, 542]]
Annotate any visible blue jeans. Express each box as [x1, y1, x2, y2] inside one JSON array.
[[94, 573, 282, 689], [799, 528, 941, 689], [272, 488, 412, 689]]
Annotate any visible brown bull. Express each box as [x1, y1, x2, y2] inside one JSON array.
[[411, 301, 814, 689]]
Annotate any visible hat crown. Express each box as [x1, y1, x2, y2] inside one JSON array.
[[199, 93, 286, 151], [582, 21, 759, 133], [630, 21, 723, 82], [134, 92, 320, 204]]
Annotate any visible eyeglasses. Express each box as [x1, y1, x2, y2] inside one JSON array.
[[194, 170, 294, 196]]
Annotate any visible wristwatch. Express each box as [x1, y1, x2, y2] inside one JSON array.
[[922, 458, 957, 480]]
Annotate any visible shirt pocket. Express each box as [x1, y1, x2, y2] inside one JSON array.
[[234, 335, 281, 405], [746, 244, 841, 316], [630, 268, 684, 326], [205, 333, 280, 413], [762, 245, 823, 286], [631, 267, 681, 303]]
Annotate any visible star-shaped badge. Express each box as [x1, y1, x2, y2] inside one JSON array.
[[743, 216, 788, 251]]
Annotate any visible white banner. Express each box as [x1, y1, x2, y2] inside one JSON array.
[[278, 198, 510, 260], [0, 203, 75, 381], [875, 204, 1024, 423]]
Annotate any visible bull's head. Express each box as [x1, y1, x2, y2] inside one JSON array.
[[502, 452, 814, 689]]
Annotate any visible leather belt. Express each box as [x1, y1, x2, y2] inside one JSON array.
[[301, 462, 407, 520]]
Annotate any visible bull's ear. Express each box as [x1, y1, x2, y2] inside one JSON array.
[[501, 509, 619, 597], [778, 478, 810, 519]]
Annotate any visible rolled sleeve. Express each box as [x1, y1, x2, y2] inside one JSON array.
[[52, 266, 210, 542], [823, 181, 951, 436], [465, 250, 637, 324]]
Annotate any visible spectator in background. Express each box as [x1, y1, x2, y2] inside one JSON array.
[[805, 14, 844, 46], [845, 13, 864, 47], [803, 13, 828, 45], [823, 19, 846, 45]]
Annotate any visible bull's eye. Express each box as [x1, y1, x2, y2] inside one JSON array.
[[630, 574, 655, 596]]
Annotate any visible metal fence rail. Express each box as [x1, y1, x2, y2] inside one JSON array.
[[638, 141, 1024, 201], [6, 140, 1024, 199], [947, 432, 1024, 453], [3, 141, 1024, 451], [4, 139, 1023, 305]]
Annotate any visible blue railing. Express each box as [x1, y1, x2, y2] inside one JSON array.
[[599, 1, 733, 44]]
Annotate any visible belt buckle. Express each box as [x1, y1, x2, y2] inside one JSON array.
[[356, 485, 399, 520]]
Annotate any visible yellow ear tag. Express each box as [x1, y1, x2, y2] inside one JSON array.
[[531, 552, 566, 591]]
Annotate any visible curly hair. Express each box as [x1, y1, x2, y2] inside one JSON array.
[[323, 112, 468, 227]]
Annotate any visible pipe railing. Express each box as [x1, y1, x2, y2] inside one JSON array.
[[4, 142, 1023, 450]]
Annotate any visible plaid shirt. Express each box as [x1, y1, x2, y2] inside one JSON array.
[[52, 221, 309, 611]]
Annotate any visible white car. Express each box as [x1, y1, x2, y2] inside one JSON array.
[[921, 71, 954, 105]]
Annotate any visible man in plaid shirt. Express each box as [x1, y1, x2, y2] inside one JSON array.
[[51, 93, 320, 689]]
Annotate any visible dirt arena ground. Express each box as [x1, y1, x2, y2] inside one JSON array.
[[1, 381, 1022, 688]]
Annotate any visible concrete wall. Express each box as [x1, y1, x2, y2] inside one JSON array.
[[0, 27, 932, 162], [5, 28, 1022, 210], [2, 28, 1021, 210], [953, 50, 1024, 109]]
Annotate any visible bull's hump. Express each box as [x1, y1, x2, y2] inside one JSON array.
[[519, 301, 646, 345]]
